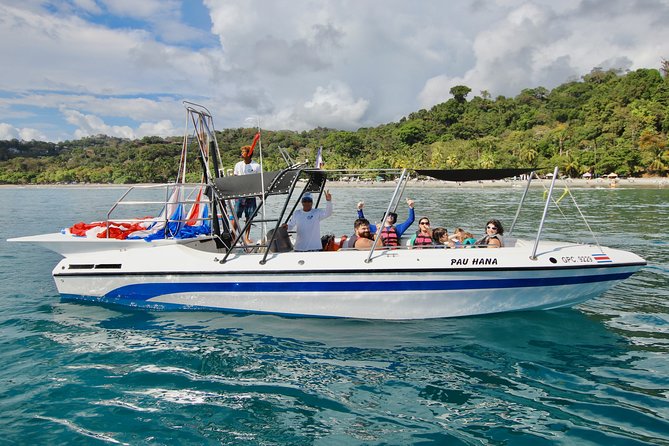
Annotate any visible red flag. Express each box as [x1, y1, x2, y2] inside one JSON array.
[[248, 132, 260, 156], [186, 187, 203, 226]]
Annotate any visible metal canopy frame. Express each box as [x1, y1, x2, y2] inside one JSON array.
[[205, 159, 603, 265], [214, 166, 329, 264]]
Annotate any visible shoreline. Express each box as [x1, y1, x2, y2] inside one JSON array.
[[1, 177, 667, 189], [326, 177, 669, 189]]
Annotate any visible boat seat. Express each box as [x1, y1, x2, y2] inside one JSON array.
[[503, 237, 517, 247], [266, 227, 293, 252]]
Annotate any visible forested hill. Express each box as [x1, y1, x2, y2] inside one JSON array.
[[1, 67, 668, 184]]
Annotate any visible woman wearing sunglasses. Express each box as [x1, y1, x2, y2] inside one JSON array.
[[409, 218, 434, 247], [476, 219, 504, 248]]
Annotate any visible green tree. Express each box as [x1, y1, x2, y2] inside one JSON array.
[[479, 152, 495, 169], [2, 67, 669, 182], [395, 120, 426, 146], [450, 85, 472, 103]]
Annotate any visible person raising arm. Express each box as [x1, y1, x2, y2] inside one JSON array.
[[283, 191, 333, 251], [357, 198, 415, 246]]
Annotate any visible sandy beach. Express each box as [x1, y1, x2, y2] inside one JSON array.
[[0, 177, 667, 189], [325, 176, 669, 189]]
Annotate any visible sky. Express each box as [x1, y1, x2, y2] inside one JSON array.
[[1, 0, 669, 142]]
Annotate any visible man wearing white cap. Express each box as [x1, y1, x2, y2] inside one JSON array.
[[284, 191, 333, 251]]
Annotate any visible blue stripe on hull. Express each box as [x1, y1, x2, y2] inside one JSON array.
[[102, 271, 634, 301]]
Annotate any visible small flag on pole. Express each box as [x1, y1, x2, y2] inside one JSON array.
[[248, 132, 260, 156], [315, 146, 324, 169]]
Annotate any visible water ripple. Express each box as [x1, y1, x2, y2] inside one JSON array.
[[1, 186, 668, 444]]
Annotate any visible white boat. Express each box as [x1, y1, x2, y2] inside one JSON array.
[[8, 103, 646, 319]]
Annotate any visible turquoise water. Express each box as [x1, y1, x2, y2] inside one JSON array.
[[1, 185, 668, 445]]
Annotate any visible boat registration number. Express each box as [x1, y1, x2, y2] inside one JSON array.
[[561, 256, 593, 264]]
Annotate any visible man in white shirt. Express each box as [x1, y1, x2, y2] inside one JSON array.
[[284, 191, 333, 251], [233, 145, 261, 243], [233, 145, 261, 176]]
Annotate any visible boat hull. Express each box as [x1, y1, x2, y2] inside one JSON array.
[[48, 238, 645, 319], [57, 267, 639, 319]]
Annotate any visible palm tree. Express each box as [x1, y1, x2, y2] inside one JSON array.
[[519, 145, 538, 164], [563, 154, 581, 178], [479, 152, 495, 169], [648, 153, 668, 175]]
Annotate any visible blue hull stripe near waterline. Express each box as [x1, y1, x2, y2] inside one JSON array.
[[100, 271, 635, 301]]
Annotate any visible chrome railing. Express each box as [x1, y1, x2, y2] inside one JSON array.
[[104, 183, 213, 239]]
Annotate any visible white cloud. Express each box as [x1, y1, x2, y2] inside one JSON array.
[[136, 120, 179, 138], [71, 0, 101, 14], [63, 109, 134, 139], [0, 3, 221, 96], [0, 123, 19, 140], [1, 0, 669, 141], [97, 0, 209, 44], [302, 83, 369, 129], [419, 0, 669, 108], [4, 94, 182, 122], [19, 127, 48, 141], [258, 82, 368, 131], [0, 123, 47, 141], [61, 108, 179, 139], [99, 0, 172, 19]]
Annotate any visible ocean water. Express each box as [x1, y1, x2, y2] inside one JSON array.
[[0, 184, 668, 445]]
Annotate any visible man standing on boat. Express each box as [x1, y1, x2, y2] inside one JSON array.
[[283, 191, 333, 251], [233, 145, 261, 243], [357, 198, 415, 247]]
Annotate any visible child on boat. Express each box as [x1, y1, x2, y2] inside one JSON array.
[[431, 227, 454, 247], [450, 228, 477, 248]]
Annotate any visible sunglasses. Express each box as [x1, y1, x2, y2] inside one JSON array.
[[420, 221, 430, 225], [487, 225, 498, 230]]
